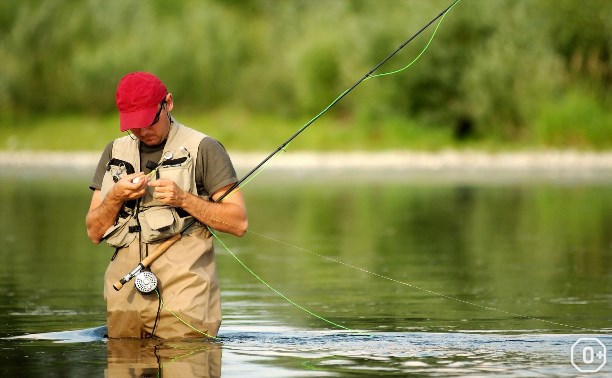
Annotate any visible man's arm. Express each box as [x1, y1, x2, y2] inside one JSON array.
[[148, 180, 248, 237], [86, 172, 148, 244]]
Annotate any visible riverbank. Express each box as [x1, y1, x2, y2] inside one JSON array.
[[2, 150, 612, 170]]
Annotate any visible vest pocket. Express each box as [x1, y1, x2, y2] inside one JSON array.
[[138, 206, 196, 243], [159, 156, 193, 193], [102, 215, 138, 248], [138, 207, 176, 243], [141, 157, 194, 208]]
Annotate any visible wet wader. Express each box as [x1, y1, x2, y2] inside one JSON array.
[[101, 122, 222, 339]]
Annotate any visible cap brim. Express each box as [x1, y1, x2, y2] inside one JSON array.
[[119, 105, 159, 132]]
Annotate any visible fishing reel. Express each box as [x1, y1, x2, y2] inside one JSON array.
[[134, 270, 158, 294], [112, 234, 180, 293]]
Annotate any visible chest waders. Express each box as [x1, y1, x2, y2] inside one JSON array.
[[100, 122, 222, 339]]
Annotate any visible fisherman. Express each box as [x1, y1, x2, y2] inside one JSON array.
[[86, 71, 248, 339]]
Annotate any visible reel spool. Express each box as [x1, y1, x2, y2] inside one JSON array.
[[134, 271, 158, 294]]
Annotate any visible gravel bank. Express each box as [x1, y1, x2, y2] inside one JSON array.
[[2, 150, 612, 171]]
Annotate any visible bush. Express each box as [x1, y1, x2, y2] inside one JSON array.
[[0, 0, 610, 148]]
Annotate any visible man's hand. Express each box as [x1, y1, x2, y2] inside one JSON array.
[[86, 172, 147, 244], [148, 179, 186, 207], [110, 172, 148, 202], [145, 181, 248, 237]]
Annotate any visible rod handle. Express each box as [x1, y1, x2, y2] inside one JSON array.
[[112, 234, 180, 291], [141, 234, 181, 268], [113, 280, 124, 291]]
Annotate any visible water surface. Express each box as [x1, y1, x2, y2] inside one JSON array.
[[0, 166, 610, 376]]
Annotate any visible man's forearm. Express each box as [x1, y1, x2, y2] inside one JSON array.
[[180, 192, 248, 237], [86, 189, 123, 244], [86, 173, 149, 244]]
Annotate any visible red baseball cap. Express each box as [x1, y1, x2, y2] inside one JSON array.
[[115, 72, 168, 132]]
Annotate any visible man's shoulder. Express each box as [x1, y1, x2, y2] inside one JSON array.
[[174, 121, 208, 139], [198, 135, 229, 154]]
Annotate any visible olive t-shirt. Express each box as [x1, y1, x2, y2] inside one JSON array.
[[89, 136, 238, 198]]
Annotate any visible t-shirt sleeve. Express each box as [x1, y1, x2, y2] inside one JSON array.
[[89, 142, 114, 191], [196, 137, 238, 197]]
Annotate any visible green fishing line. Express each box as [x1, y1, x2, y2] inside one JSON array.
[[232, 0, 461, 195], [366, 0, 460, 80], [113, 1, 464, 340], [218, 0, 460, 201], [245, 229, 589, 332], [199, 0, 588, 334], [209, 0, 460, 331], [209, 0, 464, 332], [211, 229, 354, 331], [155, 289, 219, 339]]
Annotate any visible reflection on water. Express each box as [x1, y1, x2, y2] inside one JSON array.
[[0, 167, 611, 376], [5, 326, 612, 377], [106, 338, 222, 377]]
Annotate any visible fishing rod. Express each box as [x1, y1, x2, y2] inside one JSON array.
[[112, 198, 224, 293], [111, 0, 464, 335], [113, 233, 181, 293], [217, 0, 461, 202]]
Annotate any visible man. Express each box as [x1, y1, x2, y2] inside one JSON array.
[[86, 72, 248, 339]]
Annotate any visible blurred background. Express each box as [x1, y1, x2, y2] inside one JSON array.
[[1, 4, 611, 375], [0, 0, 610, 151]]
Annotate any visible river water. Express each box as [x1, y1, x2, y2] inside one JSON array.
[[0, 164, 610, 376]]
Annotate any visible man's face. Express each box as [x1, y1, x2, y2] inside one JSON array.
[[129, 97, 172, 146]]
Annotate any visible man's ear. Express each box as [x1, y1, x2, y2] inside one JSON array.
[[165, 93, 174, 111]]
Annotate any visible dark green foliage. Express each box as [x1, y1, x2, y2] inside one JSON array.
[[0, 0, 610, 147]]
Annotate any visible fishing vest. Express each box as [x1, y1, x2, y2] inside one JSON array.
[[100, 121, 208, 248]]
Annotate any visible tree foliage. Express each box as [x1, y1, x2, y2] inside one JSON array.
[[0, 0, 610, 145]]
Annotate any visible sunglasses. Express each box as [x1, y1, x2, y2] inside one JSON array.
[[149, 98, 167, 127], [126, 98, 167, 140]]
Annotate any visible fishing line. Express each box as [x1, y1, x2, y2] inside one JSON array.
[[226, 1, 455, 195], [203, 0, 466, 332], [111, 2, 461, 335], [180, 0, 589, 334], [366, 0, 460, 80], [155, 289, 219, 339], [202, 209, 592, 332], [242, 228, 591, 332], [211, 229, 354, 331], [213, 222, 591, 332], [231, 145, 290, 198], [217, 0, 461, 202]]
